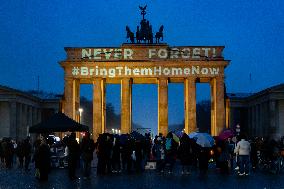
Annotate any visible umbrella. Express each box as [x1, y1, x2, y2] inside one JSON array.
[[218, 129, 235, 140], [189, 132, 214, 147], [29, 112, 89, 133], [172, 133, 180, 143], [188, 132, 198, 139]]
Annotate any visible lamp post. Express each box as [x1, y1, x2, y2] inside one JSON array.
[[78, 108, 83, 124], [236, 124, 240, 136]]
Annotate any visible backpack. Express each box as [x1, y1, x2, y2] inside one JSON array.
[[165, 138, 172, 150]]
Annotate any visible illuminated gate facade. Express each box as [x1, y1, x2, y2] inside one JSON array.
[[60, 44, 229, 140]]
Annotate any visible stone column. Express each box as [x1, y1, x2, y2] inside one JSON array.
[[27, 106, 32, 136], [210, 78, 217, 136], [38, 108, 41, 123], [248, 106, 252, 136], [21, 105, 27, 139], [252, 105, 256, 136], [215, 77, 225, 135], [9, 101, 17, 139], [64, 78, 80, 119], [269, 100, 277, 138], [32, 107, 36, 125], [93, 78, 106, 141], [75, 80, 80, 123], [121, 78, 132, 134], [184, 78, 196, 134], [225, 98, 230, 129], [158, 78, 168, 136]]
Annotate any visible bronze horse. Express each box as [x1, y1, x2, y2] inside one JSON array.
[[126, 26, 135, 43], [155, 25, 164, 43]]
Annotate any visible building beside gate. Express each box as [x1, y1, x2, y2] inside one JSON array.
[[227, 83, 284, 139], [0, 85, 61, 140]]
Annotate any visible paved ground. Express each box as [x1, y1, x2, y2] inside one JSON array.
[[1, 162, 284, 189]]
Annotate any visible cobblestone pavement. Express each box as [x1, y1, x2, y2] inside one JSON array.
[[1, 162, 284, 189]]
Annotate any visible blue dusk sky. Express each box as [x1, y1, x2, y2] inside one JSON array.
[[0, 0, 283, 133]]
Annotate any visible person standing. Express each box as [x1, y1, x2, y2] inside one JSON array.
[[34, 137, 50, 181], [112, 136, 121, 173], [177, 133, 192, 174], [22, 137, 32, 171], [198, 146, 210, 176], [2, 138, 14, 169], [152, 136, 166, 172], [67, 133, 80, 180], [80, 132, 95, 179], [165, 132, 178, 174], [16, 140, 24, 169], [234, 134, 251, 176]]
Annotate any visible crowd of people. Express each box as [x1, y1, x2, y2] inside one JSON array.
[[1, 131, 284, 182]]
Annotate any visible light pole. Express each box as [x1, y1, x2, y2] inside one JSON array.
[[78, 108, 83, 123], [236, 124, 240, 136]]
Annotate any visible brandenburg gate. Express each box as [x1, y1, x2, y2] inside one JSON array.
[[60, 44, 229, 140], [60, 7, 229, 140]]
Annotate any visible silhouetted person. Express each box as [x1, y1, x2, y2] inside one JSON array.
[[22, 136, 32, 171], [178, 133, 193, 174], [165, 132, 178, 173], [67, 133, 80, 180], [234, 134, 251, 176], [2, 138, 14, 169], [80, 132, 95, 179], [152, 136, 166, 172], [112, 136, 121, 173], [16, 140, 24, 168], [34, 137, 50, 181], [134, 139, 143, 173], [198, 146, 210, 176]]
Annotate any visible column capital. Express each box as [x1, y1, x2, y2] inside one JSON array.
[[185, 77, 197, 82]]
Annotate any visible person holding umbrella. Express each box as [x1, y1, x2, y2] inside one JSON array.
[[189, 132, 214, 176]]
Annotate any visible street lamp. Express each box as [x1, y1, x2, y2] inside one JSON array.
[[236, 124, 240, 136], [78, 108, 83, 123]]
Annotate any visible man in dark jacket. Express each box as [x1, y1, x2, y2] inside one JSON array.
[[22, 136, 32, 171], [80, 132, 95, 179], [67, 133, 80, 180], [34, 137, 50, 181]]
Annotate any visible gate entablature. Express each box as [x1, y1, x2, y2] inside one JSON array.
[[60, 44, 229, 84], [63, 44, 225, 62]]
